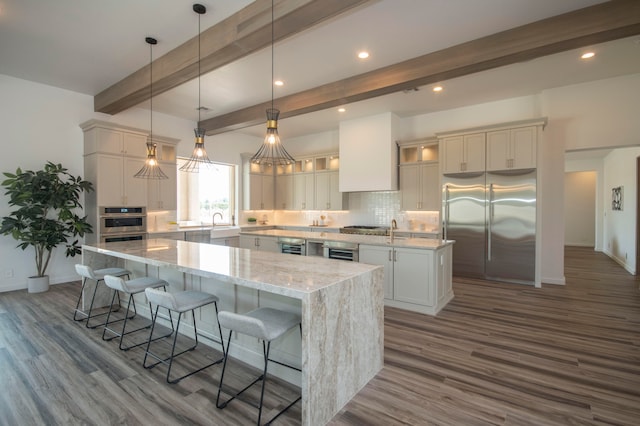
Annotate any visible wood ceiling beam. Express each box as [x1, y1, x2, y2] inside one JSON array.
[[200, 0, 640, 135], [94, 0, 372, 115]]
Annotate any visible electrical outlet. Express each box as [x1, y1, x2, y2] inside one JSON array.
[[3, 269, 13, 278]]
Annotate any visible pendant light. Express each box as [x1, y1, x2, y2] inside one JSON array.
[[135, 37, 168, 179], [250, 0, 294, 166], [180, 3, 213, 173]]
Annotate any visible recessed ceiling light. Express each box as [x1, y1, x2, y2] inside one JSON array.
[[338, 107, 346, 113], [433, 86, 443, 92], [274, 80, 284, 86], [581, 52, 595, 59], [357, 51, 369, 59]]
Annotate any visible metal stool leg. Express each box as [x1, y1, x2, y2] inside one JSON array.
[[144, 303, 224, 384]]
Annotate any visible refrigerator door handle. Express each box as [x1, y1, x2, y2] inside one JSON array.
[[487, 183, 493, 261], [444, 185, 450, 241]]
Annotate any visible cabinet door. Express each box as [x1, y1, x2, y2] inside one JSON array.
[[123, 133, 148, 158], [293, 174, 313, 210], [359, 245, 394, 300], [275, 174, 293, 210], [258, 236, 279, 252], [96, 155, 124, 206], [400, 165, 420, 210], [328, 171, 342, 210], [97, 128, 123, 155], [486, 130, 511, 171], [239, 235, 257, 249], [441, 136, 464, 174], [315, 173, 330, 210], [393, 248, 434, 306], [420, 163, 440, 211], [261, 174, 274, 210], [511, 126, 536, 169], [463, 133, 486, 173], [123, 157, 148, 206], [148, 164, 177, 211]]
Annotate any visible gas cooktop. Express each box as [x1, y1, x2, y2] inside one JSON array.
[[339, 225, 390, 236]]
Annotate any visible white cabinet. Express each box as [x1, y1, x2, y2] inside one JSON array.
[[400, 163, 439, 211], [243, 159, 274, 210], [486, 126, 537, 171], [359, 243, 453, 315], [239, 235, 279, 252], [147, 163, 177, 211], [248, 173, 274, 210], [358, 245, 394, 300], [315, 171, 342, 210], [440, 133, 485, 174], [210, 236, 239, 247], [293, 173, 314, 210], [83, 124, 149, 207], [184, 230, 211, 243], [275, 174, 293, 210], [149, 231, 184, 240]]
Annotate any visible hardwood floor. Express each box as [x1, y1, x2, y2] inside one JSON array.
[[1, 246, 638, 425]]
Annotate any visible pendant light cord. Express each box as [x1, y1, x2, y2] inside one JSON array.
[[198, 10, 202, 123], [271, 0, 274, 110], [149, 41, 153, 142]]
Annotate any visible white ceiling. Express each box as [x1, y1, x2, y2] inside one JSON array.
[[2, 0, 640, 141]]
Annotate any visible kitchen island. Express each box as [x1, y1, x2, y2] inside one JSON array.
[[82, 239, 383, 426], [240, 229, 454, 315]]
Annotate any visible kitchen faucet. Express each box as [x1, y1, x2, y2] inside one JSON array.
[[390, 218, 398, 242], [212, 212, 223, 226]]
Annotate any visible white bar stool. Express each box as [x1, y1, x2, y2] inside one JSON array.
[[73, 264, 131, 328], [216, 307, 302, 426], [143, 287, 225, 384], [102, 275, 172, 351]]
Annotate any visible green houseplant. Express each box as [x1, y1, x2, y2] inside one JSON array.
[[1, 162, 94, 292]]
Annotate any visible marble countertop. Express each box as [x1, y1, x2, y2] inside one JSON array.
[[240, 229, 453, 249], [83, 239, 381, 299]]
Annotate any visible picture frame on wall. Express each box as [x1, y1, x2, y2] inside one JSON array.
[[612, 186, 623, 211]]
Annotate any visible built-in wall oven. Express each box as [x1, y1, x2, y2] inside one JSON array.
[[323, 241, 359, 262], [278, 237, 306, 256], [99, 206, 147, 243]]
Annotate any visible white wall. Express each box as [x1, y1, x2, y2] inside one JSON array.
[[564, 171, 596, 247], [602, 147, 640, 274]]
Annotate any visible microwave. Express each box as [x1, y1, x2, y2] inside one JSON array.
[[99, 206, 146, 235]]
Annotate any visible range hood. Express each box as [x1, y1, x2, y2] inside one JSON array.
[[339, 112, 399, 192]]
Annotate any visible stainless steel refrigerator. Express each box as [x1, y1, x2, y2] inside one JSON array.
[[443, 169, 536, 284]]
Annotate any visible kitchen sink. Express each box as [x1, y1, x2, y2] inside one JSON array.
[[210, 226, 240, 238]]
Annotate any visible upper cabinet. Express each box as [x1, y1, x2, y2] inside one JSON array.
[[398, 138, 440, 211], [339, 112, 399, 192], [147, 135, 179, 211], [275, 163, 294, 210], [486, 126, 537, 171], [440, 133, 486, 174], [314, 154, 343, 210], [437, 118, 546, 175], [82, 120, 150, 207], [243, 159, 274, 210]]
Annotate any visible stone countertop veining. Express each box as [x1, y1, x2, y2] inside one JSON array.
[[240, 229, 453, 249], [82, 239, 381, 299]]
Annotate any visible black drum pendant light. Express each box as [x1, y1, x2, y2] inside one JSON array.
[[180, 3, 213, 173], [135, 37, 168, 179], [250, 0, 294, 166]]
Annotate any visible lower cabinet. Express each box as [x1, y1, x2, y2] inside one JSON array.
[[210, 236, 239, 247], [184, 230, 211, 243], [359, 243, 453, 315], [149, 231, 185, 240], [239, 235, 279, 252]]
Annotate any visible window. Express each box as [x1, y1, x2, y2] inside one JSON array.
[[177, 158, 236, 225]]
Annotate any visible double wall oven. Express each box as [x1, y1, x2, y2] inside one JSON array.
[[99, 206, 147, 243]]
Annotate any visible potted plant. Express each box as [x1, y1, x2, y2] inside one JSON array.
[[0, 162, 94, 293]]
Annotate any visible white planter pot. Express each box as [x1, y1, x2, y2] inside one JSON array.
[[28, 275, 49, 293]]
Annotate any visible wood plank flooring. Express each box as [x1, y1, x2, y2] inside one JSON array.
[[1, 246, 639, 425]]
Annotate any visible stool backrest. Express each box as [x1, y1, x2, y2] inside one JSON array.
[[75, 264, 95, 280], [145, 287, 177, 310], [104, 275, 127, 292]]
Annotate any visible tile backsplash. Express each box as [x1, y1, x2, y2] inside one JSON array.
[[240, 191, 440, 231]]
